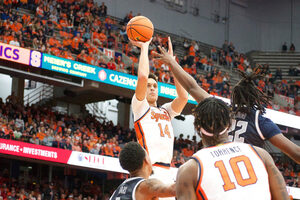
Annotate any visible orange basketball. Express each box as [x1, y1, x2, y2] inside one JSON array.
[[126, 16, 154, 42]]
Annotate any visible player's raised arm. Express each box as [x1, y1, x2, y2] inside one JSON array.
[[166, 37, 188, 113], [268, 134, 300, 164], [175, 159, 198, 200], [136, 178, 175, 199], [153, 41, 210, 103], [131, 39, 152, 101], [254, 146, 289, 200]]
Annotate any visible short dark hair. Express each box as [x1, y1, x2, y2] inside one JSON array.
[[119, 142, 146, 172], [232, 68, 271, 114], [193, 97, 231, 136], [148, 73, 158, 82]]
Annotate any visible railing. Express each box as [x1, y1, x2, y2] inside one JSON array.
[[23, 84, 54, 106]]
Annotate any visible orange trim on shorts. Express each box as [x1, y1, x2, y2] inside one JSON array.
[[193, 155, 208, 200], [153, 163, 170, 169]]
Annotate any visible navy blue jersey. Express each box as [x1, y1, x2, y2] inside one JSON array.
[[228, 110, 281, 148], [109, 177, 144, 200]]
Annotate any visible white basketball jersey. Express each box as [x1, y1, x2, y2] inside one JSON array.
[[132, 95, 178, 165], [192, 142, 271, 200]]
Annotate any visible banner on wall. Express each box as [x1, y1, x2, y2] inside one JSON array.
[[0, 138, 71, 163], [0, 138, 127, 173], [67, 151, 128, 173], [274, 94, 294, 107], [40, 53, 197, 104], [99, 47, 122, 59]]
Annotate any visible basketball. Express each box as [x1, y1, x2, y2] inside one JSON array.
[[126, 16, 154, 42]]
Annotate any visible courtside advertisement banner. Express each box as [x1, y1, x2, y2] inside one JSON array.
[[0, 139, 127, 173], [0, 138, 71, 163], [67, 151, 128, 174]]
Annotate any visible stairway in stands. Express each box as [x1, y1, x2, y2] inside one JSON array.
[[251, 52, 300, 81]]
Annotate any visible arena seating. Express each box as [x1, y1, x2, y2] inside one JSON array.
[[0, 2, 299, 197], [0, 1, 299, 115]]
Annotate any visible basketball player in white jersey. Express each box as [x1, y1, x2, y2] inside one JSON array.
[[130, 37, 188, 198], [176, 97, 289, 200]]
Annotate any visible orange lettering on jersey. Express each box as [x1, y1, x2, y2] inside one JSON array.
[[150, 111, 170, 122]]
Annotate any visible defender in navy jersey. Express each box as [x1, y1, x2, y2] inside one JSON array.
[[153, 45, 300, 164], [109, 142, 175, 200], [228, 110, 281, 148]]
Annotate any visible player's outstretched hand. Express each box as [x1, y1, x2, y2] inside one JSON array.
[[167, 36, 176, 59], [153, 47, 175, 65], [153, 36, 176, 65], [129, 38, 152, 49]]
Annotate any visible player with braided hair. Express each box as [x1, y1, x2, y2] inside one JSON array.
[[153, 43, 300, 164]]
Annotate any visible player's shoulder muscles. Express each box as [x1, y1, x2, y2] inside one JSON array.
[[257, 114, 281, 139], [176, 159, 198, 200]]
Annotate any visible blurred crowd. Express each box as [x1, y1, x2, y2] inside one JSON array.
[[0, 93, 194, 166], [0, 0, 299, 115], [0, 168, 113, 200]]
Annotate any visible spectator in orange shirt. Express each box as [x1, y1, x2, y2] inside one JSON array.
[[210, 88, 219, 96], [92, 28, 101, 46], [72, 33, 81, 54], [37, 127, 47, 141], [11, 19, 23, 33], [48, 34, 60, 47], [3, 31, 13, 44], [62, 36, 73, 51], [99, 29, 107, 45], [201, 78, 210, 92], [201, 56, 210, 71], [238, 63, 245, 71], [182, 145, 194, 157], [77, 50, 87, 63], [63, 50, 74, 60], [4, 0, 12, 8], [86, 54, 94, 65], [105, 144, 114, 157]]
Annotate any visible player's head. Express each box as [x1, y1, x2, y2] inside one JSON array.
[[146, 73, 159, 104], [193, 97, 231, 146], [119, 142, 152, 177], [232, 68, 271, 115]]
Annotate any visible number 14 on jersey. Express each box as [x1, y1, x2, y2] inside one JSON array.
[[158, 123, 171, 138]]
